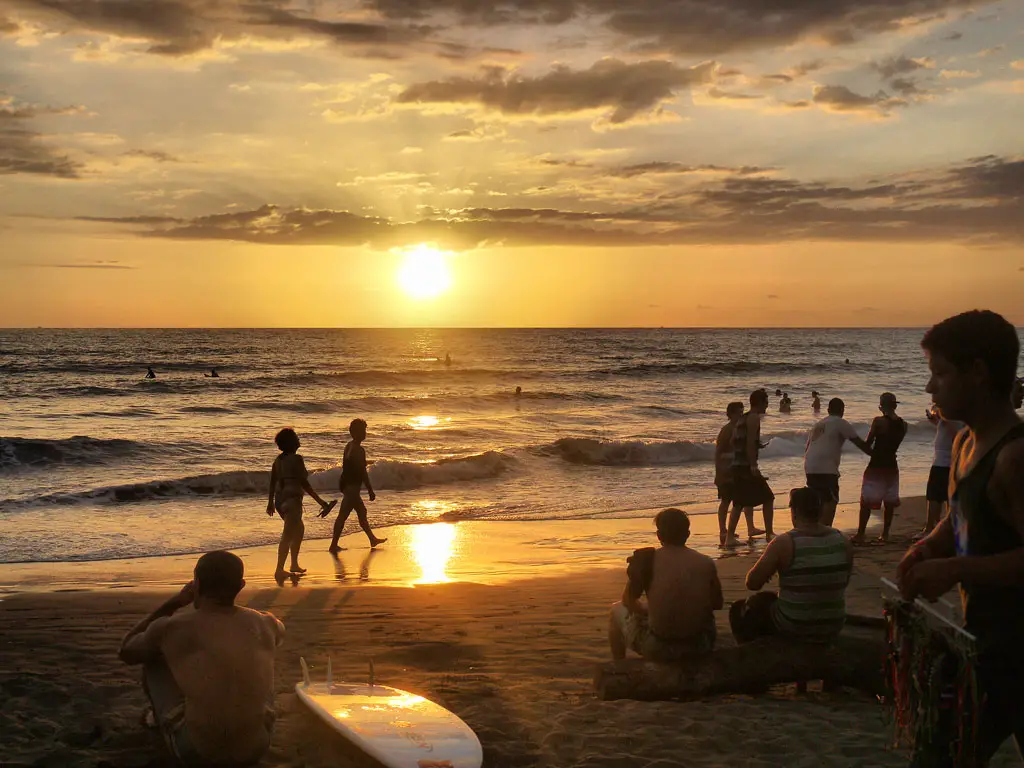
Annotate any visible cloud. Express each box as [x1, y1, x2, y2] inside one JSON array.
[[0, 97, 87, 178], [810, 85, 906, 117], [702, 87, 761, 101], [122, 149, 180, 162], [609, 162, 769, 178], [1013, 61, 1024, 71], [767, 294, 779, 299], [940, 69, 981, 78], [872, 55, 934, 79], [396, 59, 714, 124], [368, 0, 996, 55], [79, 155, 1024, 248], [26, 261, 134, 269], [943, 31, 963, 40]]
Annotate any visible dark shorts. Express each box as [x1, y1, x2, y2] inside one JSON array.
[[716, 481, 734, 503], [731, 467, 775, 508], [729, 592, 780, 644], [925, 465, 951, 503], [806, 473, 840, 504]]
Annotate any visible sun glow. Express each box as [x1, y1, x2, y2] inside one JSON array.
[[396, 244, 453, 300], [410, 523, 458, 584]]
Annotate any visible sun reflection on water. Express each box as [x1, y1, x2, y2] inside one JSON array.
[[407, 415, 451, 430], [410, 523, 458, 584]]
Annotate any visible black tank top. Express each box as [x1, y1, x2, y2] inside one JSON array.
[[867, 415, 906, 469], [951, 422, 1024, 653]]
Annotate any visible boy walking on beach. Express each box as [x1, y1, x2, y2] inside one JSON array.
[[119, 551, 283, 767], [853, 393, 907, 543], [324, 418, 387, 551], [804, 398, 872, 526], [898, 310, 1024, 766], [609, 508, 723, 661], [726, 388, 776, 542], [715, 402, 763, 546], [267, 428, 335, 581]]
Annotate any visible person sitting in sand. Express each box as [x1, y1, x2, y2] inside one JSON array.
[[609, 508, 723, 661], [324, 418, 387, 551], [266, 428, 336, 581], [715, 401, 763, 546], [145, 367, 156, 379], [804, 397, 872, 526], [730, 487, 853, 644], [119, 551, 284, 768], [853, 393, 907, 543]]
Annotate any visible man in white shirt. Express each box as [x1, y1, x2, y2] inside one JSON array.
[[921, 406, 965, 537], [804, 398, 872, 525]]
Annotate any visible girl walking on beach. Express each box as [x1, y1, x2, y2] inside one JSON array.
[[323, 418, 387, 550], [267, 428, 336, 581]]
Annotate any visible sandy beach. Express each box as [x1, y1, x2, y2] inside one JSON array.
[[2, 498, 1021, 768]]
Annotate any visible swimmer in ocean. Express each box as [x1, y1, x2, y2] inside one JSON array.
[[145, 367, 156, 379], [205, 368, 219, 378]]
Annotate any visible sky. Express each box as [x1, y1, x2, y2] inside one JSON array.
[[0, 0, 1022, 327]]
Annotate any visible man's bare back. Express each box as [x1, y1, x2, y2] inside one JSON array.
[[646, 546, 722, 639], [157, 606, 282, 761]]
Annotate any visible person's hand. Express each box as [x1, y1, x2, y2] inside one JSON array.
[[902, 558, 960, 602], [368, 490, 376, 502], [266, 502, 275, 517], [175, 581, 196, 608], [896, 544, 929, 590]]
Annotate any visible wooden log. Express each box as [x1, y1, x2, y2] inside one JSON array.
[[594, 631, 885, 701]]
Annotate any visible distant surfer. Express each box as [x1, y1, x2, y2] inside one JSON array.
[[145, 367, 156, 379], [267, 428, 337, 581], [205, 368, 219, 378], [324, 418, 387, 551]]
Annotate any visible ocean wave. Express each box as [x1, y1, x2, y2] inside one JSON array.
[[600, 360, 880, 377], [0, 435, 147, 468], [542, 437, 717, 466], [178, 405, 235, 414], [366, 451, 516, 490]]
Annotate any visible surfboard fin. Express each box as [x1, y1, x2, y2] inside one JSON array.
[[300, 657, 310, 688]]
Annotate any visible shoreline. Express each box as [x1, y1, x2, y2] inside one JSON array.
[[0, 498, 921, 594]]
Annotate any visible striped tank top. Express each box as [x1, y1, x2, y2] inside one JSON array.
[[772, 528, 850, 640], [731, 413, 751, 469]]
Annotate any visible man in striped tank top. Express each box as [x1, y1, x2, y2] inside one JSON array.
[[729, 487, 853, 643]]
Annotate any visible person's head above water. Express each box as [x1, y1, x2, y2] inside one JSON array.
[[654, 508, 690, 546], [194, 550, 245, 607], [789, 487, 824, 527], [349, 418, 367, 440], [775, 389, 782, 397], [274, 427, 299, 453], [750, 388, 769, 413], [827, 397, 845, 417], [726, 401, 744, 419], [515, 386, 522, 395]]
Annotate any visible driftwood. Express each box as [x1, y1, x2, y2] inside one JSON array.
[[594, 630, 885, 701]]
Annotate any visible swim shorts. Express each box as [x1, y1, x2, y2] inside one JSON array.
[[861, 467, 900, 509], [611, 602, 715, 662]]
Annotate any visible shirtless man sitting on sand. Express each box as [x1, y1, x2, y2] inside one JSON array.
[[119, 551, 283, 767], [609, 508, 723, 661]]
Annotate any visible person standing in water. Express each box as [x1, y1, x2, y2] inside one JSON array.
[[715, 402, 763, 546], [324, 418, 387, 551], [145, 367, 156, 379], [853, 393, 907, 543], [812, 391, 821, 413], [726, 388, 776, 542], [804, 398, 872, 526], [266, 428, 336, 582], [205, 368, 219, 378], [444, 353, 452, 367], [780, 392, 792, 413]]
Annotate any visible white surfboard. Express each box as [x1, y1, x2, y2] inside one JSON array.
[[295, 657, 483, 768]]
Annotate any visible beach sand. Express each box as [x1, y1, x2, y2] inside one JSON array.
[[2, 498, 1021, 767]]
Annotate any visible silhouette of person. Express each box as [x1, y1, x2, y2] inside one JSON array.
[[444, 353, 452, 367], [145, 367, 156, 379], [812, 391, 821, 413], [205, 368, 219, 378], [515, 386, 522, 397]]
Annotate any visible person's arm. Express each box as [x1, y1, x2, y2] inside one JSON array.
[[715, 427, 728, 465], [746, 535, 785, 591], [266, 461, 278, 516], [119, 582, 193, 664], [361, 447, 375, 501], [864, 418, 878, 451], [622, 581, 644, 614], [892, 419, 908, 451], [850, 436, 872, 456], [297, 456, 329, 508]]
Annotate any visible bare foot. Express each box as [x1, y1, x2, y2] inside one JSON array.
[[723, 534, 741, 548], [274, 569, 288, 584], [850, 533, 866, 545], [328, 544, 342, 554], [765, 532, 775, 543], [877, 534, 890, 544], [290, 565, 307, 574], [371, 537, 387, 548], [748, 528, 765, 538]]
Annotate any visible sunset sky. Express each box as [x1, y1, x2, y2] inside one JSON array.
[[1, 0, 1022, 327]]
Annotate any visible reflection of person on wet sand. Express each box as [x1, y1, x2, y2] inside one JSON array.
[[332, 548, 380, 582], [324, 418, 387, 550], [267, 428, 336, 582], [145, 367, 156, 379]]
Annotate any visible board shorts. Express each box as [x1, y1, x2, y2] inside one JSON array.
[[611, 602, 715, 662], [925, 465, 951, 503], [731, 466, 775, 508], [715, 481, 734, 503], [144, 660, 273, 768], [861, 467, 900, 509], [274, 494, 302, 519], [806, 473, 840, 504]]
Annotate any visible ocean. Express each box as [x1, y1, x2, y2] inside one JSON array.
[[1, 328, 946, 564]]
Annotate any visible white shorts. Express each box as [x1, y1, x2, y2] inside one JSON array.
[[861, 468, 900, 509]]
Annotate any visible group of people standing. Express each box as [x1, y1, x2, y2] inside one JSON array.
[[611, 309, 1024, 767]]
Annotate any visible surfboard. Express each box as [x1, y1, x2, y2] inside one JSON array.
[[295, 657, 483, 768]]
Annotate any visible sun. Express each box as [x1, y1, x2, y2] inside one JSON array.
[[396, 244, 453, 300]]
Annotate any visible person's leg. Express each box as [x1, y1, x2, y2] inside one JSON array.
[[762, 500, 774, 540], [725, 506, 747, 544], [289, 514, 305, 572], [924, 500, 940, 533], [745, 507, 763, 538], [330, 497, 354, 552], [143, 659, 194, 763], [717, 496, 730, 545], [354, 499, 386, 546]]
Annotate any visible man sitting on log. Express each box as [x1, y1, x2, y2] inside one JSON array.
[[609, 508, 723, 661], [730, 487, 853, 643]]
